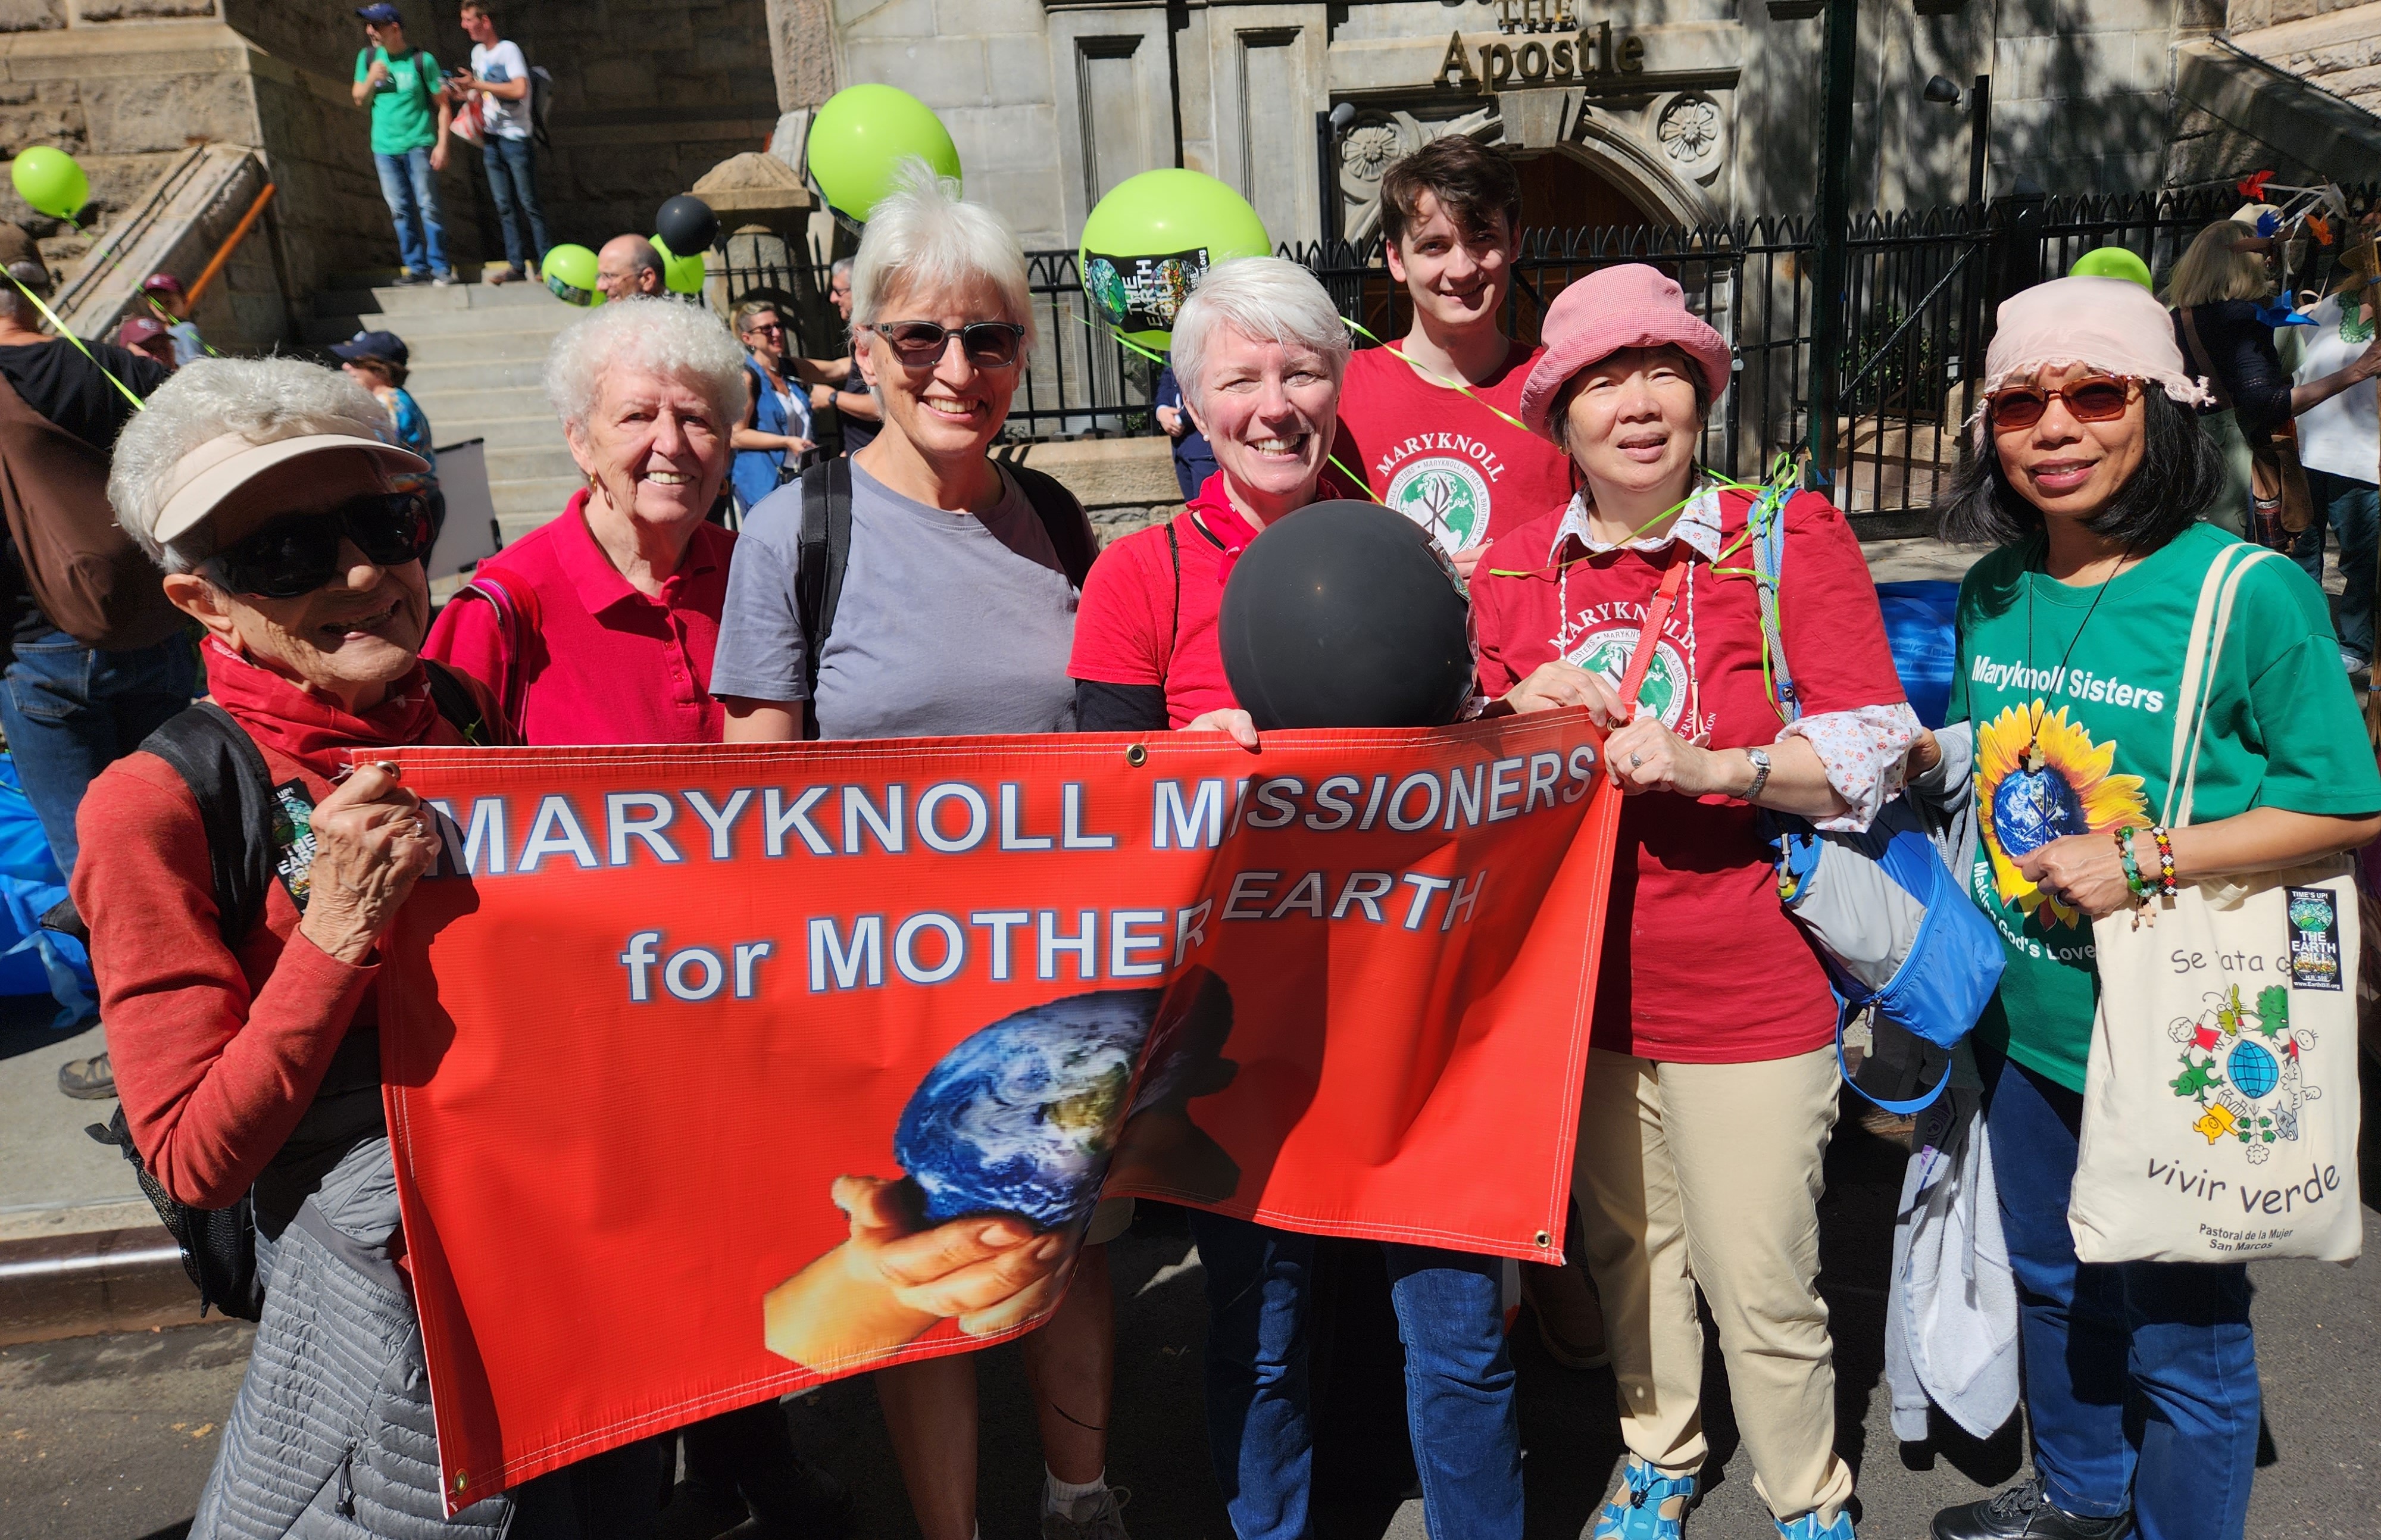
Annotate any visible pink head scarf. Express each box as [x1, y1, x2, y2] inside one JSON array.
[[1967, 274, 2213, 448]]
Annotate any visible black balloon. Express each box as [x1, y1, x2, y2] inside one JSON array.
[[1218, 501, 1473, 730], [655, 195, 720, 255]]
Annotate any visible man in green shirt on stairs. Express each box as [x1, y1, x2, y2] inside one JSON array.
[[350, 3, 457, 286]]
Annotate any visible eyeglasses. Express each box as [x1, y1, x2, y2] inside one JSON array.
[[202, 492, 436, 599], [866, 320, 1026, 369], [743, 320, 783, 336], [1986, 376, 2140, 431]]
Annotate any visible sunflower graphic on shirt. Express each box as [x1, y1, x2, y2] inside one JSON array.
[[1974, 702, 2148, 926]]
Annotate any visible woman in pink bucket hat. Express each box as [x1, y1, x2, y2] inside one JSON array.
[[1478, 264, 1921, 1540]]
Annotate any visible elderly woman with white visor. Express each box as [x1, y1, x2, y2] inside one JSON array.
[[1477, 264, 1921, 1540], [82, 357, 512, 1538], [1067, 256, 1526, 1540]]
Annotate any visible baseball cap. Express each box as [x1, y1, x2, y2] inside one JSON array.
[[143, 433, 429, 552], [116, 316, 170, 349], [140, 271, 185, 296], [330, 330, 409, 367], [354, 3, 403, 23]]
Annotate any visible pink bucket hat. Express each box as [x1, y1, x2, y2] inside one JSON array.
[[1966, 274, 2213, 448], [1518, 264, 1733, 438]]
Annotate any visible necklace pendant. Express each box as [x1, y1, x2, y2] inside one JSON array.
[[2023, 742, 2046, 774]]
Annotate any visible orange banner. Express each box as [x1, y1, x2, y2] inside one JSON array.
[[377, 711, 1618, 1509]]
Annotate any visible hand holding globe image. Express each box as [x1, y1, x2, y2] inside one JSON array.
[[764, 973, 1238, 1371]]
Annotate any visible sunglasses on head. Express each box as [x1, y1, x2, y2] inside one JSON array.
[[867, 320, 1026, 369], [1986, 375, 2140, 431], [202, 492, 436, 599]]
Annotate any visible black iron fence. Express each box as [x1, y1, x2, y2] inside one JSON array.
[[704, 179, 2380, 524]]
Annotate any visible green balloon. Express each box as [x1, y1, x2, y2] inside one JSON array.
[[11, 146, 88, 222], [543, 242, 602, 307], [807, 83, 961, 223], [2069, 245, 2154, 290], [1078, 169, 1271, 348], [650, 234, 705, 295]]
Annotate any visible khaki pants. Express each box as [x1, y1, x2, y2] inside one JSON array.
[[1570, 1045, 1855, 1523]]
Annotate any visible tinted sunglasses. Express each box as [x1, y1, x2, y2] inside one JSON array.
[[868, 320, 1026, 369], [1986, 375, 2139, 431], [202, 492, 436, 598]]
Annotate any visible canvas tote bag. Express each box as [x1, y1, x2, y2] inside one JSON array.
[[2070, 542, 2363, 1265]]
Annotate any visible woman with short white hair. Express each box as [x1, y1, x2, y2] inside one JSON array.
[[87, 357, 513, 1538], [1067, 257, 1526, 1540], [708, 162, 1120, 1540], [423, 293, 744, 742]]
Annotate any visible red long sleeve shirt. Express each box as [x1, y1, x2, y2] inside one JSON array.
[[73, 642, 492, 1208]]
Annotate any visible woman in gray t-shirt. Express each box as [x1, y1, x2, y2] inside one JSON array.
[[711, 165, 1130, 1540]]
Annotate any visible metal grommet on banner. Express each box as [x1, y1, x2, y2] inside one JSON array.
[[1124, 744, 1148, 767], [1533, 1230, 1552, 1248], [454, 1473, 468, 1493]]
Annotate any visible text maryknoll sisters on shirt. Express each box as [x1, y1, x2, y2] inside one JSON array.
[[1968, 653, 2170, 715], [415, 745, 1602, 1002]]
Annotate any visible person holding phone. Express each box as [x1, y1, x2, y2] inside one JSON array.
[[348, 4, 456, 287]]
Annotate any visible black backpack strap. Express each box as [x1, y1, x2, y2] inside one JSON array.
[[139, 702, 280, 950], [421, 659, 496, 745], [794, 456, 853, 740], [1004, 461, 1100, 590]]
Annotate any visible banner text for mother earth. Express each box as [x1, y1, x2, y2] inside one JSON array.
[[377, 713, 1619, 1510]]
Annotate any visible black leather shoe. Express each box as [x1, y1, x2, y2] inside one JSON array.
[[1933, 1477, 2132, 1540]]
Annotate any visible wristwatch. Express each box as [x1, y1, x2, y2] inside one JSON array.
[[1742, 746, 1771, 801]]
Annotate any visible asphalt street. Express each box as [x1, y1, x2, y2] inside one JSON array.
[[7, 1083, 2379, 1540]]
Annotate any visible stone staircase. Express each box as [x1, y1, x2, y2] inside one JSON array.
[[302, 279, 583, 545]]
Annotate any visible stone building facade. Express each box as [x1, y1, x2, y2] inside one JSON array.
[[0, 0, 792, 299], [828, 0, 2239, 254]]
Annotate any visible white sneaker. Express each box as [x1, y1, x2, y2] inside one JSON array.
[[1043, 1487, 1132, 1540], [2343, 648, 2370, 676]]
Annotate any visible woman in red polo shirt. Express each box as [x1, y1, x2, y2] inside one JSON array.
[[1477, 265, 1917, 1540], [1069, 257, 1524, 1540], [419, 298, 853, 1538]]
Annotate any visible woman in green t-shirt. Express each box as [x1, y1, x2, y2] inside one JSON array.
[[1929, 274, 2381, 1540]]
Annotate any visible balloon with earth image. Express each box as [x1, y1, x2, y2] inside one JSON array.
[[893, 988, 1169, 1231]]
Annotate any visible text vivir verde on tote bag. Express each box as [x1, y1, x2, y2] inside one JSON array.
[[2069, 544, 2363, 1266]]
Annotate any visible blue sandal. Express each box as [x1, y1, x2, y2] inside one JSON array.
[[1592, 1457, 1701, 1540], [1774, 1511, 1854, 1539]]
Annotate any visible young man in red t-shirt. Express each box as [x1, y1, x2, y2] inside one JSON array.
[[1333, 138, 1574, 580]]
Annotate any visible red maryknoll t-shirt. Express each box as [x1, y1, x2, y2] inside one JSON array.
[[1331, 342, 1577, 557], [1472, 486, 1907, 1064]]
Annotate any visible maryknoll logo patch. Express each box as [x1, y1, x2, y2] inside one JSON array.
[[1386, 457, 1489, 554], [1566, 629, 1688, 729]]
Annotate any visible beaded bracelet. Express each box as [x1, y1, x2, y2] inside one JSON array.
[[2149, 824, 2180, 896], [2115, 826, 2149, 897]]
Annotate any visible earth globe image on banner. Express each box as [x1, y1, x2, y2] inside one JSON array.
[[1079, 168, 1270, 348], [893, 987, 1171, 1230]]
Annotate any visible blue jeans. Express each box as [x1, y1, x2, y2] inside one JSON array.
[[482, 133, 550, 274], [0, 629, 198, 876], [373, 147, 448, 277], [1983, 1049, 2260, 1538], [2289, 466, 2379, 659], [1188, 1210, 1520, 1540]]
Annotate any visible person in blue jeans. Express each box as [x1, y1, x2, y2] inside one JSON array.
[[0, 225, 197, 1100], [1932, 274, 2381, 1540], [351, 4, 456, 286], [1068, 260, 1522, 1540], [455, 0, 549, 285]]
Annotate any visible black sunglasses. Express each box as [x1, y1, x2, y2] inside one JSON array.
[[867, 320, 1026, 369], [202, 492, 436, 599]]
